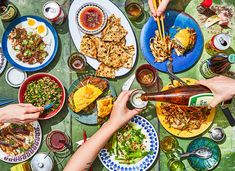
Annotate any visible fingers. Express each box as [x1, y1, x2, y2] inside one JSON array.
[[157, 0, 170, 16], [18, 103, 34, 107], [116, 91, 132, 103], [25, 107, 44, 113], [148, 0, 157, 17], [130, 108, 143, 117], [22, 112, 41, 121], [209, 97, 223, 108]]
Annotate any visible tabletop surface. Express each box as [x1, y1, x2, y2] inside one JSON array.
[[0, 0, 234, 171]]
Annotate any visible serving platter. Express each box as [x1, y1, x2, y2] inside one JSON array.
[[68, 74, 117, 125], [2, 15, 58, 72], [140, 10, 204, 73], [156, 78, 216, 138], [0, 121, 42, 163], [68, 0, 137, 77], [99, 115, 159, 171]]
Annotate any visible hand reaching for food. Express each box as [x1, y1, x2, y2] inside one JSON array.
[[0, 104, 44, 124], [148, 0, 171, 17], [198, 76, 235, 108], [108, 91, 143, 131]]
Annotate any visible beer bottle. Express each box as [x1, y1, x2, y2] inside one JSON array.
[[140, 85, 214, 107], [200, 53, 235, 78]]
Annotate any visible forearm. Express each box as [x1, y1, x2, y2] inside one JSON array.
[[64, 120, 117, 171]]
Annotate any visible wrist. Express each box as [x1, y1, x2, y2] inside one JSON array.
[[105, 119, 120, 133]]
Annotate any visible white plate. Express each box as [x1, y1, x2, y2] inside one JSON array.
[[98, 115, 159, 171], [68, 0, 137, 77], [0, 43, 7, 75], [0, 121, 42, 163]]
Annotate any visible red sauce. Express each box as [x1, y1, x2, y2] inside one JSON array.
[[80, 6, 103, 31], [72, 58, 85, 70], [48, 131, 68, 151]]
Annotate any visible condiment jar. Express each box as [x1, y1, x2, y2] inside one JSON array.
[[31, 152, 54, 171]]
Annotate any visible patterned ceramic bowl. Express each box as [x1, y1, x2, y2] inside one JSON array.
[[76, 3, 108, 35]]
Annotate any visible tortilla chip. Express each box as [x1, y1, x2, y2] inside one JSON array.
[[96, 63, 116, 79], [80, 35, 97, 58]]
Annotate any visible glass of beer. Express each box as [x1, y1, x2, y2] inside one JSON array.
[[124, 0, 149, 28]]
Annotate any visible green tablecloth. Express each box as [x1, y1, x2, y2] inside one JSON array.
[[0, 0, 234, 170]]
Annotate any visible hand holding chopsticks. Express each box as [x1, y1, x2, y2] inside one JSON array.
[[152, 0, 166, 41]]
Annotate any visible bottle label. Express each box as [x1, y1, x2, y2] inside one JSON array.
[[0, 5, 17, 21], [188, 93, 214, 107], [200, 60, 217, 78]]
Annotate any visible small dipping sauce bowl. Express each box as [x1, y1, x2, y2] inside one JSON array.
[[46, 130, 70, 153], [129, 89, 148, 109], [136, 64, 162, 93], [68, 52, 87, 72]]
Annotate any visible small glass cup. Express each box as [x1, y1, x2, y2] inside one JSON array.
[[67, 52, 87, 73], [168, 158, 186, 171], [124, 0, 149, 29], [136, 64, 163, 93]]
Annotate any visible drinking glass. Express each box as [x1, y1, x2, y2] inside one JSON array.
[[124, 0, 149, 29]]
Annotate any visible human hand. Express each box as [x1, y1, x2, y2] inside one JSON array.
[[107, 91, 142, 130], [148, 0, 170, 17], [0, 104, 44, 123], [198, 76, 235, 108]]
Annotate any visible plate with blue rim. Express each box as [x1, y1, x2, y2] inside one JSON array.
[[187, 137, 221, 171], [99, 115, 159, 171], [68, 74, 116, 125], [140, 10, 204, 73], [2, 15, 58, 72]]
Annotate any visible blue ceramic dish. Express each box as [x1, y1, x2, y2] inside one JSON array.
[[187, 137, 221, 170], [2, 15, 58, 72], [140, 10, 204, 73]]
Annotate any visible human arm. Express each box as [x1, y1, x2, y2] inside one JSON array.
[[64, 91, 142, 171], [148, 0, 171, 16], [0, 103, 43, 123], [198, 76, 235, 108]]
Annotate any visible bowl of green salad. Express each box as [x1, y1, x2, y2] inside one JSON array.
[[18, 73, 66, 120]]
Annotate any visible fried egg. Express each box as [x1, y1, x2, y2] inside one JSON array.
[[37, 22, 48, 37], [27, 17, 38, 29]]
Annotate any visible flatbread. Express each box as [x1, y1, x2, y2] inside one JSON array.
[[102, 15, 127, 42], [80, 35, 97, 58], [123, 45, 135, 69], [96, 63, 116, 79]]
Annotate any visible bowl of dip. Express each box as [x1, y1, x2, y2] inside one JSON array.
[[76, 3, 108, 34]]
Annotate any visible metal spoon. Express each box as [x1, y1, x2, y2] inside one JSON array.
[[180, 147, 212, 159], [166, 61, 187, 86]]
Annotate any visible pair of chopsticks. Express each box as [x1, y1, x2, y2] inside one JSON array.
[[83, 130, 93, 171], [0, 98, 16, 107], [152, 0, 166, 41]]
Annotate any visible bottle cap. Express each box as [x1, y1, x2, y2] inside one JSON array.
[[228, 54, 235, 63]]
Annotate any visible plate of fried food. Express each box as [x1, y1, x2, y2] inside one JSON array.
[[0, 122, 42, 163], [68, 0, 137, 79], [2, 16, 58, 72], [68, 74, 116, 125], [18, 73, 66, 120], [156, 78, 216, 138], [140, 10, 203, 73]]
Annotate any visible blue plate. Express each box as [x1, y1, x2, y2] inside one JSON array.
[[2, 15, 58, 72], [140, 10, 204, 73], [187, 137, 221, 171], [99, 115, 159, 171], [68, 74, 116, 125]]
